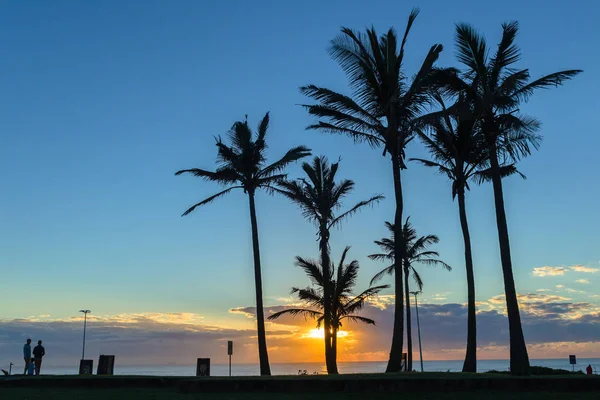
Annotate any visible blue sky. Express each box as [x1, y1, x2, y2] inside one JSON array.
[[0, 0, 599, 360]]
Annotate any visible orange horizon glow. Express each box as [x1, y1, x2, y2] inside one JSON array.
[[302, 328, 350, 339]]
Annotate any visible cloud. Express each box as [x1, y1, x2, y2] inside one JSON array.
[[536, 289, 551, 293], [532, 266, 568, 277], [569, 265, 599, 274], [533, 265, 598, 278], [3, 293, 600, 367], [576, 279, 590, 284]]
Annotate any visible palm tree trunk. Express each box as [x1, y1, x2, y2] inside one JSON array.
[[332, 328, 338, 372], [404, 264, 413, 372], [458, 189, 477, 373], [386, 153, 405, 373], [319, 225, 337, 374], [487, 142, 530, 376], [248, 192, 271, 376]]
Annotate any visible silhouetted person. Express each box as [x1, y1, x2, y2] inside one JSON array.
[[587, 364, 593, 375], [33, 340, 45, 375], [27, 358, 35, 375], [23, 339, 32, 375]]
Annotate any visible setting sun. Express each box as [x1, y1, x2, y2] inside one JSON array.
[[303, 328, 349, 339]]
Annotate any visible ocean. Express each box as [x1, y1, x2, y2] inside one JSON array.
[[23, 359, 600, 376]]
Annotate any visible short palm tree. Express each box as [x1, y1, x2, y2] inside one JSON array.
[[175, 113, 310, 375], [442, 22, 582, 374], [410, 98, 523, 372], [369, 218, 451, 372], [301, 9, 449, 372], [276, 156, 383, 374], [268, 247, 388, 368]]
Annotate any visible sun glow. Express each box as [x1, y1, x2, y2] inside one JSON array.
[[303, 328, 349, 339]]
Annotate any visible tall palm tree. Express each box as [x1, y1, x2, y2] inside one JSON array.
[[301, 9, 449, 372], [268, 247, 388, 368], [442, 22, 582, 374], [175, 113, 310, 375], [410, 99, 523, 372], [369, 218, 451, 371], [275, 156, 383, 374]]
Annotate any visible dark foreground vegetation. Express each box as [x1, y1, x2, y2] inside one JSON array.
[[2, 388, 600, 400], [2, 372, 599, 400]]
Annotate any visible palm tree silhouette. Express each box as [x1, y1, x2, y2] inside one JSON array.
[[175, 113, 310, 375], [300, 9, 449, 372], [275, 156, 383, 374], [410, 98, 523, 372], [442, 22, 581, 375], [369, 218, 451, 372], [268, 247, 388, 369]]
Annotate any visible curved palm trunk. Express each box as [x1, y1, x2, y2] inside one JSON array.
[[386, 153, 405, 373], [248, 192, 272, 376], [487, 142, 530, 376], [458, 189, 477, 373], [404, 264, 413, 372], [319, 225, 337, 374]]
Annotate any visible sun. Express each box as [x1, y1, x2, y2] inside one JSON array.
[[304, 328, 349, 339]]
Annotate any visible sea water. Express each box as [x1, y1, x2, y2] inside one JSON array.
[[22, 359, 600, 376]]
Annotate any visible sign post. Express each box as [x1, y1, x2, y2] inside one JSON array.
[[227, 341, 233, 377], [569, 355, 576, 372]]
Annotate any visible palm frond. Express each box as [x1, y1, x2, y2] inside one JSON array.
[[402, 44, 444, 114], [455, 23, 488, 79], [294, 287, 324, 307], [181, 186, 242, 216], [496, 114, 542, 161], [329, 195, 384, 229], [305, 121, 383, 149], [259, 145, 311, 177], [341, 315, 377, 325], [370, 265, 394, 285], [368, 253, 392, 262], [300, 85, 383, 126], [336, 259, 360, 299], [489, 21, 520, 85], [343, 284, 388, 315], [512, 70, 583, 102], [410, 157, 454, 178], [399, 8, 419, 58], [295, 256, 324, 287], [418, 258, 452, 271], [175, 167, 239, 184], [411, 268, 424, 291], [473, 164, 526, 185], [267, 308, 323, 321], [256, 112, 270, 145]]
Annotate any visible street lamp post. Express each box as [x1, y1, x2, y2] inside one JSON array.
[[410, 291, 424, 372], [79, 310, 91, 360]]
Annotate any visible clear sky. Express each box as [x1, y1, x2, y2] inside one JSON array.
[[1, 0, 599, 366]]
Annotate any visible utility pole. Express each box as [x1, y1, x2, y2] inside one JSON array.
[[410, 291, 424, 372], [227, 341, 233, 377], [79, 310, 91, 359]]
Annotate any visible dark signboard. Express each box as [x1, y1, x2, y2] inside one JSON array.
[[79, 360, 93, 375], [98, 355, 115, 375], [196, 358, 210, 376]]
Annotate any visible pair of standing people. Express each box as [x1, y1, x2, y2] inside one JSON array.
[[23, 339, 45, 375]]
